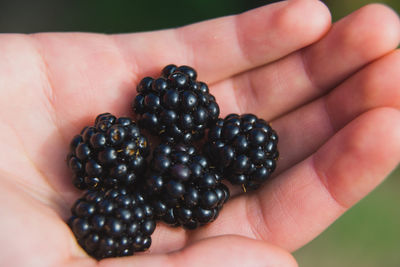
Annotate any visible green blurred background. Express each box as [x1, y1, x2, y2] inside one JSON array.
[[1, 0, 399, 266]]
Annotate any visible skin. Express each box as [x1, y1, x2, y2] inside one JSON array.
[[0, 0, 399, 266]]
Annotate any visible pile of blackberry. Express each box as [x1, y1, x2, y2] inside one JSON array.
[[66, 64, 279, 260], [67, 113, 154, 259]]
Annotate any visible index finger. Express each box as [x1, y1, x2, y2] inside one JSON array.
[[112, 0, 331, 83]]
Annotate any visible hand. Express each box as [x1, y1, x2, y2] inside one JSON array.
[[1, 0, 399, 266]]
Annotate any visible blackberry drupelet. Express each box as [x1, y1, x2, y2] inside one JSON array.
[[205, 113, 279, 191], [146, 143, 230, 229], [68, 188, 156, 260], [67, 113, 150, 190], [132, 64, 220, 143]]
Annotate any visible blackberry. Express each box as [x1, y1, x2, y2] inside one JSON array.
[[146, 143, 229, 229], [205, 113, 279, 191], [67, 113, 150, 190], [68, 188, 156, 260], [132, 64, 220, 143]]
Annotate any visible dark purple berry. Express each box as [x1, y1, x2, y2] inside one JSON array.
[[68, 188, 156, 260], [132, 64, 220, 143], [146, 143, 229, 228], [205, 113, 279, 191], [67, 113, 150, 190]]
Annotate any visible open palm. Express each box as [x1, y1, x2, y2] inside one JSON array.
[[1, 1, 400, 266]]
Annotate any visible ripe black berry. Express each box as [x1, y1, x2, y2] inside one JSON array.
[[205, 113, 279, 191], [146, 143, 229, 229], [68, 188, 155, 260], [67, 113, 150, 190], [132, 64, 220, 143]]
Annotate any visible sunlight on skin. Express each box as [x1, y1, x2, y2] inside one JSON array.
[[0, 0, 399, 266]]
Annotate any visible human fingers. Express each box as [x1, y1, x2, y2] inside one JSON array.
[[112, 0, 330, 84], [211, 4, 400, 119], [189, 108, 400, 251], [274, 50, 400, 174]]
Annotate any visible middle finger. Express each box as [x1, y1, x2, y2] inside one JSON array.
[[212, 4, 400, 120]]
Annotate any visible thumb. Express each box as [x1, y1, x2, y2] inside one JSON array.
[[99, 235, 297, 267]]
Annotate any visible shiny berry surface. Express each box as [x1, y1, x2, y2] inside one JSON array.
[[68, 188, 155, 260], [205, 113, 279, 191], [67, 113, 150, 190], [132, 64, 219, 143], [146, 143, 229, 229]]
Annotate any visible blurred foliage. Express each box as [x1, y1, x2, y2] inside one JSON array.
[[324, 0, 400, 21], [0, 0, 399, 266], [0, 0, 265, 33], [1, 0, 400, 33]]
